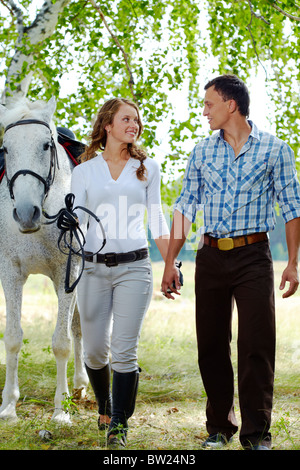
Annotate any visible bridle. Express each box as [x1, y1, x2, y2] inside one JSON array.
[[4, 119, 59, 201], [3, 118, 106, 293]]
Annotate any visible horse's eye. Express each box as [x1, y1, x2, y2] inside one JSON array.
[[43, 143, 50, 151]]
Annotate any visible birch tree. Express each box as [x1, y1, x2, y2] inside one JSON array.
[[2, 0, 70, 103], [0, 0, 299, 177]]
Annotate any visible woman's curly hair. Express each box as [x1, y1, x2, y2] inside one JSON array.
[[81, 98, 147, 181]]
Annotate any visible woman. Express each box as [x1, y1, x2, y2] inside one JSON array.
[[71, 98, 169, 447]]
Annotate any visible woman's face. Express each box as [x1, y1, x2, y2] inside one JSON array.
[[106, 103, 140, 145]]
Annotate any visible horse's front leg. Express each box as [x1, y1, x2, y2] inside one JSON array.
[[0, 276, 24, 422], [51, 285, 76, 424], [71, 303, 88, 398]]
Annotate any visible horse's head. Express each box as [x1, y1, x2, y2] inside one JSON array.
[[0, 97, 57, 233]]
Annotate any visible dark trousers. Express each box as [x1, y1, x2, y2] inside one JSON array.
[[195, 240, 275, 448]]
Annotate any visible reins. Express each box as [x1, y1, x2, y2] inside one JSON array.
[[43, 193, 106, 293], [4, 119, 59, 201]]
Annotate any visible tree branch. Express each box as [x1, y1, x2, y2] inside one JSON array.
[[88, 0, 137, 102], [247, 0, 270, 25], [270, 1, 300, 21], [246, 1, 269, 79], [0, 0, 16, 17]]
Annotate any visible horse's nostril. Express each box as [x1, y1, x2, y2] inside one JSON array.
[[13, 208, 20, 223], [32, 206, 40, 222], [13, 204, 41, 231]]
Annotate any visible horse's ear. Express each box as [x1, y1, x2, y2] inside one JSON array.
[[42, 96, 56, 122]]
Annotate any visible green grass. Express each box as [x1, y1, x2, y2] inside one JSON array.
[[0, 261, 299, 450]]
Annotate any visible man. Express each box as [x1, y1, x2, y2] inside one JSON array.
[[161, 74, 300, 450]]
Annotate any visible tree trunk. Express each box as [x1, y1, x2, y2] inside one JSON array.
[[2, 0, 71, 105]]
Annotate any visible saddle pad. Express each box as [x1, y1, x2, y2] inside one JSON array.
[[57, 129, 86, 165], [0, 128, 86, 184]]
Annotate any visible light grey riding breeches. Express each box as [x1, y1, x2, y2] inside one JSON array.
[[76, 257, 153, 373]]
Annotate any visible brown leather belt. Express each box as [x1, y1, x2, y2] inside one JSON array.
[[84, 248, 149, 266], [204, 232, 268, 251]]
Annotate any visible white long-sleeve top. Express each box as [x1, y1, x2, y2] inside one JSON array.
[[71, 154, 169, 254]]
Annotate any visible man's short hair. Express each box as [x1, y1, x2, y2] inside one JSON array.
[[204, 74, 250, 117]]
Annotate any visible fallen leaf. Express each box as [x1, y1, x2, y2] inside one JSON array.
[[167, 407, 179, 414]]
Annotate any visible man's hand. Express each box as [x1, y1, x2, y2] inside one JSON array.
[[161, 262, 181, 300], [279, 264, 299, 298], [282, 218, 300, 298], [160, 210, 190, 300]]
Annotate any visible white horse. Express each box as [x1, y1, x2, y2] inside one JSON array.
[[0, 97, 88, 424]]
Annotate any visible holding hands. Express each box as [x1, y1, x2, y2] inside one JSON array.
[[161, 261, 183, 300]]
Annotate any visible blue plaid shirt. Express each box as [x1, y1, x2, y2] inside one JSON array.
[[174, 121, 300, 238]]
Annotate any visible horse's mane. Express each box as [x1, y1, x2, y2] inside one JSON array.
[[1, 98, 54, 129]]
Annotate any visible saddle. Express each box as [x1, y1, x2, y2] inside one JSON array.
[[0, 127, 86, 184], [56, 127, 86, 166]]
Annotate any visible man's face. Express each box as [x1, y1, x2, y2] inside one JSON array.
[[203, 86, 232, 130]]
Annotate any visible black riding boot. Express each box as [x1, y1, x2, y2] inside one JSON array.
[[85, 363, 112, 429], [107, 369, 140, 447]]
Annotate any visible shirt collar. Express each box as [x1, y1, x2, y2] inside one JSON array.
[[218, 120, 260, 142]]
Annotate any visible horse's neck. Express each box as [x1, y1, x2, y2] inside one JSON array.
[[44, 144, 73, 209]]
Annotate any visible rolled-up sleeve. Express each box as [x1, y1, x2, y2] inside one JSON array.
[[274, 143, 300, 223], [173, 149, 201, 222]]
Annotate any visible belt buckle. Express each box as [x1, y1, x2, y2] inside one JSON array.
[[104, 252, 118, 267], [217, 237, 234, 251]]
